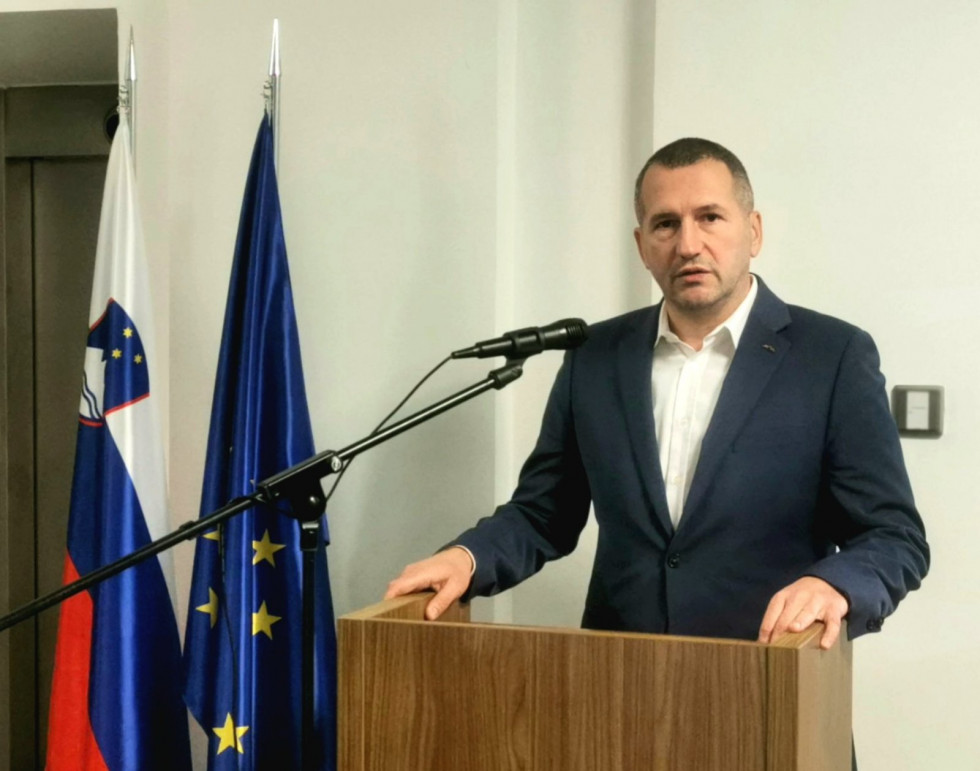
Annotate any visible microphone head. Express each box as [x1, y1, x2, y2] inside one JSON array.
[[548, 318, 589, 349]]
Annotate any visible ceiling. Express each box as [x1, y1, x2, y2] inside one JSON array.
[[0, 8, 117, 89]]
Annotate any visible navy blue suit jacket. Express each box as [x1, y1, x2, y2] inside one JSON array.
[[454, 278, 929, 641]]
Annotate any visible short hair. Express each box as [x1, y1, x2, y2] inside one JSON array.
[[633, 138, 754, 222]]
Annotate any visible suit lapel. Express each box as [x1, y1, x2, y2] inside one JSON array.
[[616, 305, 674, 536], [681, 279, 792, 524]]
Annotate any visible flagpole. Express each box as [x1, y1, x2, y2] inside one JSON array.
[[266, 19, 281, 169], [125, 26, 137, 169]]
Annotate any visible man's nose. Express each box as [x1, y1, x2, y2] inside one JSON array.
[[677, 219, 702, 258]]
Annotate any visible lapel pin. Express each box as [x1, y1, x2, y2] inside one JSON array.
[[762, 344, 776, 353]]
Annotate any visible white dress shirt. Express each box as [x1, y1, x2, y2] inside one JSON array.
[[652, 276, 758, 528]]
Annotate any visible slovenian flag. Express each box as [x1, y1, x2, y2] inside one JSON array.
[[45, 112, 191, 770], [182, 116, 336, 770]]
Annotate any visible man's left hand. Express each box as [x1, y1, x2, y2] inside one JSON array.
[[758, 576, 849, 650]]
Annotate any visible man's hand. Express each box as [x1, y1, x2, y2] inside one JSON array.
[[758, 576, 849, 650], [384, 547, 474, 620]]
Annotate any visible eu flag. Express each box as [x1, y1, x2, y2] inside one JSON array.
[[46, 112, 192, 770], [183, 116, 336, 770]]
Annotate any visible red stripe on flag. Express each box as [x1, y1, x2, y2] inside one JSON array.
[[45, 554, 110, 771]]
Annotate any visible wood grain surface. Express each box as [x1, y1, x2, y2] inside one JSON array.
[[339, 594, 851, 771]]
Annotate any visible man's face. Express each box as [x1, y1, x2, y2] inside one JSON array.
[[634, 159, 762, 324]]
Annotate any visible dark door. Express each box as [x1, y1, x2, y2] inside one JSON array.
[[2, 85, 111, 770]]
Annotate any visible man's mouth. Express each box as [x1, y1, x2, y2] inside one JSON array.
[[675, 267, 712, 281]]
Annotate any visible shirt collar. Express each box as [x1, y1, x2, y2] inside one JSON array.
[[656, 274, 758, 350]]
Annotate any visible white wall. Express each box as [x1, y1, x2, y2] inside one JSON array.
[[3, 1, 973, 768], [500, 0, 655, 625], [652, 1, 980, 768], [167, 0, 503, 627]]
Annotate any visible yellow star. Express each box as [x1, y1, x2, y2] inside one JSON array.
[[133, 354, 143, 364], [122, 327, 133, 338], [196, 587, 219, 629], [252, 529, 286, 566], [202, 530, 221, 541], [213, 713, 249, 755], [252, 601, 282, 639], [111, 349, 122, 359]]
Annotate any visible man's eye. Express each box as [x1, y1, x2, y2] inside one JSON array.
[[653, 220, 676, 231], [702, 213, 721, 223]]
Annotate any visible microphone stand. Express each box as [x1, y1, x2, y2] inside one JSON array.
[[0, 356, 526, 770]]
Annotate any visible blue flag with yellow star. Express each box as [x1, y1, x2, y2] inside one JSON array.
[[183, 116, 336, 770]]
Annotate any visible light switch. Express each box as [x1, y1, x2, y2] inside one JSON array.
[[891, 386, 943, 438]]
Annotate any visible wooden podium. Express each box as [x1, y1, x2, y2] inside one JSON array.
[[339, 594, 851, 770]]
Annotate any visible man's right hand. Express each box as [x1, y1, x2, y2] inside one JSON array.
[[384, 546, 474, 620]]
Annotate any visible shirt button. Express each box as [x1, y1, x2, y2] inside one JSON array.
[[866, 617, 884, 632], [667, 554, 681, 569]]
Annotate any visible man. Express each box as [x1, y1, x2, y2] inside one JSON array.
[[386, 138, 928, 656]]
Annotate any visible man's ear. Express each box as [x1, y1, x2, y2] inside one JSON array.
[[634, 226, 649, 270], [749, 210, 763, 257]]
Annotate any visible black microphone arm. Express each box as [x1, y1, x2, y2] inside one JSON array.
[[451, 318, 589, 360]]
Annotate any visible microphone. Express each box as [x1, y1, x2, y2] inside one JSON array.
[[452, 318, 589, 360]]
